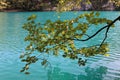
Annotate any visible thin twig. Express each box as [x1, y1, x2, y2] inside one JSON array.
[[100, 26, 109, 47]]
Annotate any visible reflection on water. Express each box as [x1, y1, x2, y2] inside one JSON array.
[[47, 66, 107, 80], [0, 12, 120, 80]]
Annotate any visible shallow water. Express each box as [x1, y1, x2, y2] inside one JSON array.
[[0, 11, 120, 80]]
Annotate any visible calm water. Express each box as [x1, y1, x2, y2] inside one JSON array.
[[0, 11, 120, 80]]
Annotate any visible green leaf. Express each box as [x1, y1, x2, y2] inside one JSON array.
[[41, 60, 47, 66], [27, 14, 37, 21], [95, 12, 100, 16]]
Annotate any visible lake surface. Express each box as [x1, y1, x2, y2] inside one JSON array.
[[0, 11, 120, 80]]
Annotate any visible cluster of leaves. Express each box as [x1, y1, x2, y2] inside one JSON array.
[[20, 12, 115, 74], [57, 0, 91, 11], [57, 0, 82, 11]]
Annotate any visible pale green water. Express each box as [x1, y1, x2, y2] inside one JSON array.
[[0, 11, 120, 80]]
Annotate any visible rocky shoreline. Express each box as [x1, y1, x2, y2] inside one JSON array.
[[0, 5, 119, 12], [0, 0, 120, 12]]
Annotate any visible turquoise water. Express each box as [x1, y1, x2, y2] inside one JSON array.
[[0, 11, 120, 80]]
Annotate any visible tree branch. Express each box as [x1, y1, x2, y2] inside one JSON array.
[[100, 25, 110, 46], [72, 16, 120, 42]]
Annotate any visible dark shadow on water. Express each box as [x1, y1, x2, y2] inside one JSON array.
[[47, 66, 107, 80]]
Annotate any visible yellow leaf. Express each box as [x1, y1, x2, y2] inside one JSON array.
[[70, 44, 74, 48], [64, 48, 68, 53], [62, 31, 65, 35], [104, 54, 110, 57], [75, 36, 79, 38]]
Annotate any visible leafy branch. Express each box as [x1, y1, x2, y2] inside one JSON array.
[[69, 16, 120, 43], [20, 12, 120, 74]]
